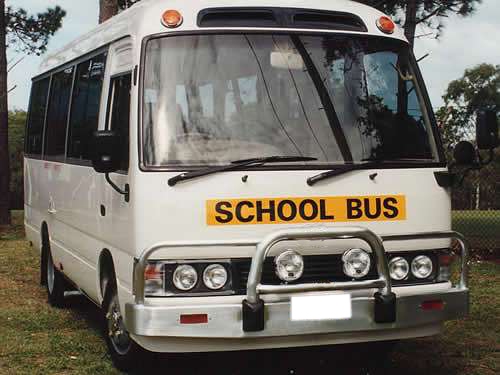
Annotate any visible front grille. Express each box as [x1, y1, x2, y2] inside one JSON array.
[[231, 254, 377, 295]]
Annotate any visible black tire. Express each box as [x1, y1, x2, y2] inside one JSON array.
[[45, 247, 66, 308], [40, 237, 48, 286], [103, 281, 146, 372]]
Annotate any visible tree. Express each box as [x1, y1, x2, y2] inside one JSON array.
[[0, 2, 65, 226], [437, 63, 500, 149], [99, 0, 118, 24], [8, 110, 26, 210], [356, 1, 481, 47], [438, 64, 500, 212], [100, 0, 140, 23]]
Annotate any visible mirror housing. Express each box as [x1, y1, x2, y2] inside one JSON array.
[[91, 130, 121, 174], [476, 110, 499, 150], [453, 141, 476, 166]]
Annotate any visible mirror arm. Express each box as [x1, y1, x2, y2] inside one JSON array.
[[105, 173, 130, 203]]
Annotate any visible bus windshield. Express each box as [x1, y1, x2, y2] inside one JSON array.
[[143, 33, 439, 167]]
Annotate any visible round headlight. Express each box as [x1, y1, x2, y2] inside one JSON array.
[[389, 257, 409, 281], [173, 265, 198, 291], [203, 264, 228, 290], [275, 250, 304, 282], [411, 255, 433, 279], [342, 249, 371, 279]]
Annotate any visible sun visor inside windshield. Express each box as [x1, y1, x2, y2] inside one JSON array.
[[197, 8, 368, 32]]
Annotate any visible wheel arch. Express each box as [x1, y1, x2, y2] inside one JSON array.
[[98, 249, 117, 305]]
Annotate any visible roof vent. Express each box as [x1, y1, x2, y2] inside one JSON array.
[[292, 11, 367, 32], [197, 8, 367, 32], [198, 8, 279, 28]]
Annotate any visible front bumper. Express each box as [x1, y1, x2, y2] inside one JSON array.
[[126, 286, 468, 339], [126, 227, 469, 344]]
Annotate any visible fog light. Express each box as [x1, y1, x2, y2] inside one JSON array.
[[173, 265, 198, 291], [275, 250, 304, 282], [411, 255, 433, 279], [389, 257, 409, 281], [203, 264, 228, 290], [342, 249, 371, 279]]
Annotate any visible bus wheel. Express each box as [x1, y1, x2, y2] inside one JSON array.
[[46, 248, 66, 308], [103, 282, 145, 371]]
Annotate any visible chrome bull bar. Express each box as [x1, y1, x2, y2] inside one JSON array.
[[132, 227, 469, 332]]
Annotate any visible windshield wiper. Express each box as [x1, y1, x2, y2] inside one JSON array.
[[307, 162, 381, 186], [168, 156, 318, 186], [307, 158, 432, 186]]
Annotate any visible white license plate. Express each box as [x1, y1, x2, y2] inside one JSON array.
[[291, 294, 352, 321]]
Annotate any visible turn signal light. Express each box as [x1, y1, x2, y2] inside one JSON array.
[[162, 10, 183, 28], [376, 16, 395, 34]]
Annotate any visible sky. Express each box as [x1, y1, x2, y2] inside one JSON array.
[[7, 0, 500, 111]]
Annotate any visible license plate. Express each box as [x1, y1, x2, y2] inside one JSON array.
[[291, 294, 352, 321]]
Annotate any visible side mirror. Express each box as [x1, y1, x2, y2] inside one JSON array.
[[453, 141, 476, 166], [476, 110, 499, 150], [91, 130, 121, 174]]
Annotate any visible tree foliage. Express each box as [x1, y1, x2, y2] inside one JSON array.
[[5, 6, 66, 55], [8, 110, 25, 210], [0, 2, 65, 225], [437, 63, 500, 149], [117, 0, 141, 9]]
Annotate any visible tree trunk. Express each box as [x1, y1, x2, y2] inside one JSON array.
[[0, 0, 11, 226], [99, 0, 118, 23], [404, 0, 418, 48]]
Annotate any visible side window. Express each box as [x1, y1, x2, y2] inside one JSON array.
[[26, 78, 50, 155], [108, 74, 132, 171], [44, 67, 74, 158], [67, 53, 107, 160]]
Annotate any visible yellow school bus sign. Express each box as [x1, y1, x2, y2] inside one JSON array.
[[207, 195, 406, 226]]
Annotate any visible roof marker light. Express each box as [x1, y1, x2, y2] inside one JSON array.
[[376, 16, 395, 34], [162, 10, 183, 28]]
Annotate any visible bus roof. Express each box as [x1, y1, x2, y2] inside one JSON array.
[[38, 0, 406, 75]]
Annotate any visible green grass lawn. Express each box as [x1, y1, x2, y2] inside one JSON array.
[[0, 212, 499, 374]]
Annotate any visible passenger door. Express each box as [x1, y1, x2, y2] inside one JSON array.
[[98, 73, 133, 292]]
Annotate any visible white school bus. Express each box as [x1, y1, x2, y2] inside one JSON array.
[[24, 0, 498, 371]]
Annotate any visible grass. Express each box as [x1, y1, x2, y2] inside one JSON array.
[[0, 211, 499, 374]]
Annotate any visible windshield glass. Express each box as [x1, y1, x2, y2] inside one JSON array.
[[143, 33, 439, 167]]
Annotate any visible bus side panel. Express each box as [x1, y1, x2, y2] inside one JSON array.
[[47, 162, 101, 301], [24, 158, 50, 252]]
